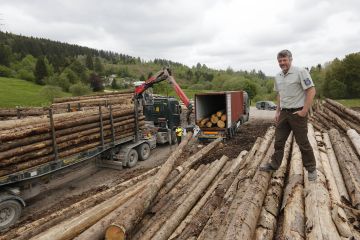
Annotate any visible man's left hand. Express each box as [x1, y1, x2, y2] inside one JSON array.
[[293, 109, 307, 117]]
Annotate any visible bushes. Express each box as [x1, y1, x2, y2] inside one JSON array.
[[39, 85, 63, 102], [69, 83, 92, 96], [0, 65, 12, 77]]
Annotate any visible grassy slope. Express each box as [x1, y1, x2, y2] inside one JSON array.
[[337, 99, 360, 108], [0, 77, 70, 107]]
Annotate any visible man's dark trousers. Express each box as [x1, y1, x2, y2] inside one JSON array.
[[270, 110, 316, 171]]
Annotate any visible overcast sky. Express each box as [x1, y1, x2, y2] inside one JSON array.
[[1, 0, 359, 75]]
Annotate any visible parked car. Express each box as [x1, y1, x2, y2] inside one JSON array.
[[256, 101, 277, 110]]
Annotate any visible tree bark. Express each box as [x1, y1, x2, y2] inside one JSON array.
[[30, 177, 149, 240], [317, 134, 353, 238], [104, 133, 193, 240], [151, 156, 229, 240], [254, 134, 292, 240], [224, 141, 275, 240], [325, 98, 360, 123], [172, 151, 248, 240], [304, 125, 342, 240], [329, 128, 360, 209], [279, 141, 305, 240], [323, 133, 350, 201]]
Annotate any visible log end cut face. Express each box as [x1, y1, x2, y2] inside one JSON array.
[[105, 225, 126, 240]]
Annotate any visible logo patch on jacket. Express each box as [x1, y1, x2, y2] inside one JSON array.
[[304, 78, 312, 86]]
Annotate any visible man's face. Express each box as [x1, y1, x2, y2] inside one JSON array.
[[277, 56, 292, 73]]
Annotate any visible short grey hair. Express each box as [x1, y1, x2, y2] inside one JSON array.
[[277, 49, 292, 60]]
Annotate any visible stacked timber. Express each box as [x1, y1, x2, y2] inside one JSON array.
[[197, 109, 227, 128], [2, 120, 360, 239], [0, 103, 144, 177], [0, 91, 134, 119]]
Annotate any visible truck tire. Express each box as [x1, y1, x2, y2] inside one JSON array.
[[0, 200, 22, 230], [126, 149, 138, 168], [138, 143, 150, 161]]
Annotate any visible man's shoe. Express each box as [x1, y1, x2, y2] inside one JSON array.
[[308, 170, 317, 181], [259, 163, 277, 172]]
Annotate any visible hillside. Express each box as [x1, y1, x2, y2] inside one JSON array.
[[0, 31, 359, 105], [0, 77, 70, 107]]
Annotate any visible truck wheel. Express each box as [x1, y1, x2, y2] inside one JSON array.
[[0, 200, 22, 230], [138, 143, 150, 161], [126, 149, 138, 168]]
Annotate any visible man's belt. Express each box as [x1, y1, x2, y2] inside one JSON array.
[[281, 107, 303, 112]]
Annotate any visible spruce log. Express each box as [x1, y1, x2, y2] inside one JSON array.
[[254, 134, 292, 240], [322, 108, 350, 132], [198, 129, 275, 240], [0, 114, 136, 152], [0, 131, 135, 177], [346, 129, 360, 157], [216, 110, 225, 117], [342, 137, 360, 176], [304, 125, 341, 239], [221, 114, 227, 122], [150, 156, 229, 240], [104, 133, 193, 240], [6, 168, 158, 240], [329, 128, 360, 209], [210, 129, 275, 239], [0, 108, 135, 142], [317, 134, 353, 238], [74, 165, 178, 240], [325, 98, 360, 123], [0, 122, 142, 167], [158, 138, 223, 201], [323, 133, 350, 201], [171, 151, 248, 239], [224, 141, 275, 240], [205, 121, 213, 128], [279, 141, 305, 239], [53, 91, 133, 103], [210, 114, 219, 124], [323, 102, 359, 127], [30, 177, 149, 240], [217, 120, 225, 128], [135, 163, 215, 240]]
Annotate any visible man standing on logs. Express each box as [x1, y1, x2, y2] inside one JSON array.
[[260, 49, 317, 181]]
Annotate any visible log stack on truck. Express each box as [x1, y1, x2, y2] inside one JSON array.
[[0, 97, 156, 230], [195, 91, 250, 140]]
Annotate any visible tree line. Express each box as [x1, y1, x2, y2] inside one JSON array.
[[310, 52, 360, 99], [1, 30, 357, 102]]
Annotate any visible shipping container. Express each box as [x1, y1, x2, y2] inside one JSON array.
[[195, 91, 250, 140]]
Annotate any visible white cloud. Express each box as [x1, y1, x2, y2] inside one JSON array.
[[0, 0, 359, 75]]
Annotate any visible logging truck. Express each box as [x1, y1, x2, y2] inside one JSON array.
[[0, 103, 156, 231], [135, 67, 193, 144], [195, 91, 250, 140]]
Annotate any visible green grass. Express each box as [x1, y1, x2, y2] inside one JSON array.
[[0, 77, 70, 107], [336, 99, 360, 108]]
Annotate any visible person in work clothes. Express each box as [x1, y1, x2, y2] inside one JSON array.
[[260, 49, 317, 181], [175, 126, 183, 144]]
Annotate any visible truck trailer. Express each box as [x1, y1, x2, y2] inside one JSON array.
[[0, 101, 156, 231], [195, 91, 250, 140]]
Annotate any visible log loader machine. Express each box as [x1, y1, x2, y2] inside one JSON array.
[[134, 67, 194, 144]]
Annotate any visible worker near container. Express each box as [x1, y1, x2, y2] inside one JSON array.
[[175, 126, 183, 144], [260, 49, 317, 181]]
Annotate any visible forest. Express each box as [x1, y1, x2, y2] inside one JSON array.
[[0, 31, 359, 105]]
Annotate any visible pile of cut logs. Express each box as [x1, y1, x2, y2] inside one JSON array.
[[1, 99, 360, 240], [0, 91, 133, 119], [0, 103, 143, 177], [197, 110, 226, 128]]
